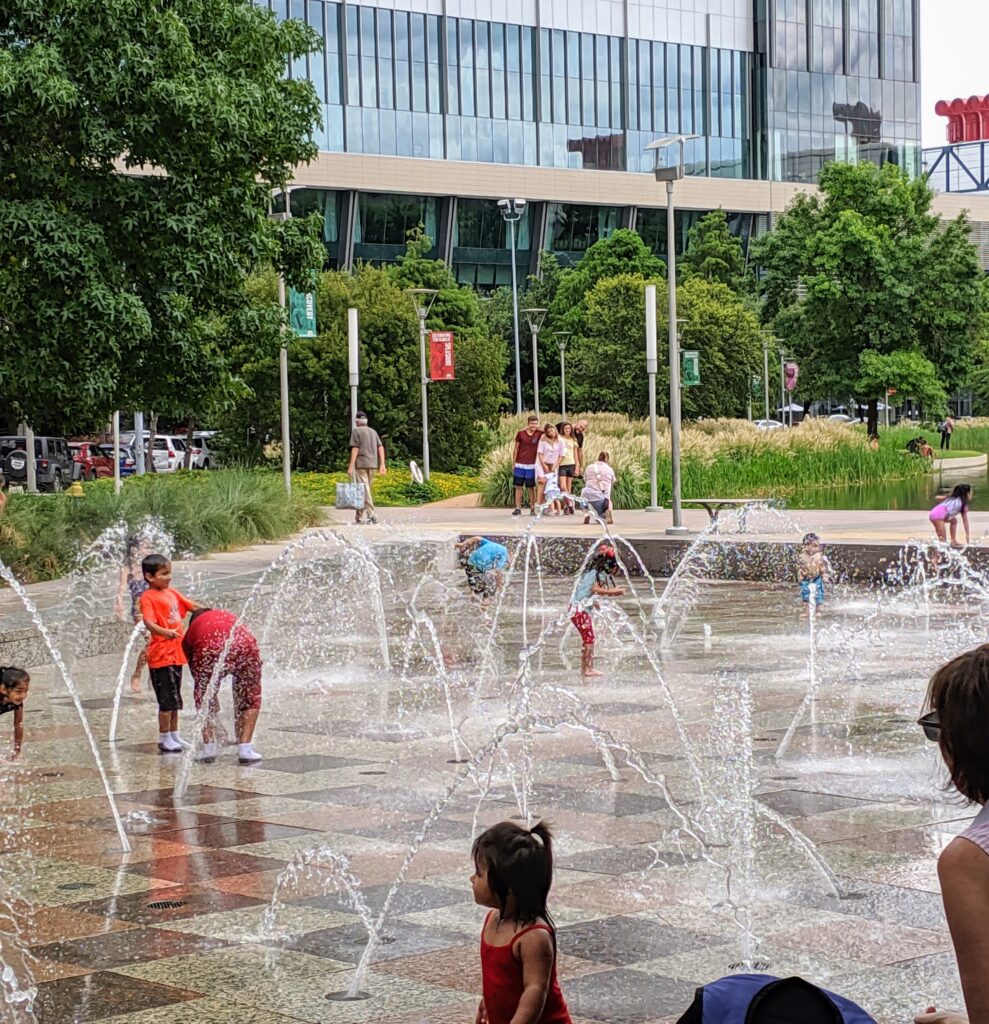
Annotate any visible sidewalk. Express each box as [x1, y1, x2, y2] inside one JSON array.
[[324, 502, 956, 544]]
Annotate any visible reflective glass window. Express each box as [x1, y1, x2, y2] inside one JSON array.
[[427, 16, 441, 112], [346, 6, 359, 103], [581, 35, 595, 125]]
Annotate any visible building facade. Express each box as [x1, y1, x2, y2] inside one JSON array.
[[268, 0, 984, 284]]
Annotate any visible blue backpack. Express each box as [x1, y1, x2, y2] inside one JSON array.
[[675, 974, 876, 1024]]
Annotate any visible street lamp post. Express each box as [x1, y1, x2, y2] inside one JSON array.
[[645, 284, 661, 512], [498, 198, 527, 414], [521, 307, 547, 418], [554, 332, 571, 419], [271, 187, 302, 495], [409, 288, 438, 482], [647, 134, 697, 536], [760, 331, 771, 422]]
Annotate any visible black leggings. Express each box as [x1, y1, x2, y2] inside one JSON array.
[[941, 431, 951, 450]]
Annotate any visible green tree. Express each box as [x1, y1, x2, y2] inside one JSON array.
[[566, 274, 762, 419], [752, 162, 988, 435], [217, 234, 508, 472], [552, 230, 666, 337], [680, 210, 747, 291], [856, 349, 947, 417], [0, 0, 324, 432]]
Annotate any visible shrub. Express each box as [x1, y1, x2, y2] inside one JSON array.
[[0, 469, 321, 583], [292, 468, 481, 507]]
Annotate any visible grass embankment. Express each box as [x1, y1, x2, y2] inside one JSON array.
[[480, 414, 930, 509], [293, 467, 481, 507], [0, 469, 321, 583]]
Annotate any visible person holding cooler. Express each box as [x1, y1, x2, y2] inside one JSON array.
[[347, 411, 386, 526]]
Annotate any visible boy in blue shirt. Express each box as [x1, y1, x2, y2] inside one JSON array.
[[455, 536, 509, 606]]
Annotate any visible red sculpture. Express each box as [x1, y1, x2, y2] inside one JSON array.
[[935, 96, 989, 143]]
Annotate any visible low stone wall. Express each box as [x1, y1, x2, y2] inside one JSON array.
[[0, 618, 136, 670]]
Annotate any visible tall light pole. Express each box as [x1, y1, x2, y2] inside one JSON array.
[[554, 331, 571, 419], [760, 330, 772, 422], [347, 307, 359, 425], [409, 288, 438, 481], [271, 187, 301, 495], [645, 284, 661, 512], [498, 198, 527, 414], [647, 134, 696, 536], [521, 307, 547, 418]]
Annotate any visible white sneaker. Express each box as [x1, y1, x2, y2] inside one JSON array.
[[194, 742, 218, 763], [238, 746, 263, 765]]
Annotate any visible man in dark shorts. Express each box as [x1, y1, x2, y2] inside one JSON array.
[[182, 608, 263, 765], [512, 415, 542, 516]]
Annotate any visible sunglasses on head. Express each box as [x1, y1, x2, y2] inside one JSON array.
[[917, 711, 941, 742]]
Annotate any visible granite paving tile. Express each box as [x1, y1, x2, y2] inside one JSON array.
[[113, 944, 352, 1002], [33, 971, 203, 1023], [254, 753, 375, 773], [74, 884, 267, 925], [153, 819, 319, 850], [298, 880, 467, 916], [116, 786, 260, 807], [562, 967, 701, 1024], [123, 849, 290, 883], [755, 789, 877, 818], [557, 916, 717, 966], [94, 995, 307, 1024], [31, 927, 230, 972], [4, 903, 139, 946], [284, 919, 467, 963], [162, 903, 355, 942]]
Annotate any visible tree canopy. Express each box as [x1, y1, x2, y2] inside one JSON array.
[[0, 0, 324, 431], [751, 162, 988, 431], [680, 210, 748, 291]]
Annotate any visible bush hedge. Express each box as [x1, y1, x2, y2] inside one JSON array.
[[293, 467, 481, 507], [0, 469, 321, 583]]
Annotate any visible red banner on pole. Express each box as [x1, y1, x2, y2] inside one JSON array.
[[784, 361, 799, 391], [429, 331, 455, 381]]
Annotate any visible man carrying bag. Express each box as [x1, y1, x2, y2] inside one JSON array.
[[343, 411, 386, 525]]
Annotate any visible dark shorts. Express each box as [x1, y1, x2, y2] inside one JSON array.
[[585, 497, 609, 517], [571, 611, 595, 645], [149, 665, 183, 713], [558, 464, 575, 478], [190, 634, 263, 716], [128, 579, 148, 621], [513, 466, 536, 487], [466, 566, 498, 597]]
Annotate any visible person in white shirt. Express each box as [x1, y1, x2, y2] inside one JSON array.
[[580, 451, 616, 525]]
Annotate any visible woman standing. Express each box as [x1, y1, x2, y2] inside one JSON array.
[[556, 422, 580, 515], [536, 424, 565, 515], [915, 646, 989, 1024], [928, 484, 972, 548], [941, 415, 955, 451]]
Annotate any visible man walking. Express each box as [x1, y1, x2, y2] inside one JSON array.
[[347, 411, 386, 525], [512, 415, 542, 516]]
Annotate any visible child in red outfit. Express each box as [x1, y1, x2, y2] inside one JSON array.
[[471, 821, 572, 1024], [139, 554, 201, 753]]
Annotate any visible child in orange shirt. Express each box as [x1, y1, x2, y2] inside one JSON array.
[[139, 554, 201, 753]]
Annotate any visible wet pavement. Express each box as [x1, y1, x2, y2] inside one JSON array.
[[0, 537, 984, 1024]]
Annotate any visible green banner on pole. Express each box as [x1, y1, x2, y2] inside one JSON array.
[[682, 350, 700, 387], [288, 288, 317, 338], [751, 374, 761, 399]]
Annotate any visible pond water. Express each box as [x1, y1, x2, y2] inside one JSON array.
[[792, 465, 988, 511]]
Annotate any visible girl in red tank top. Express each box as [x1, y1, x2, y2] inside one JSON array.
[[470, 820, 572, 1024]]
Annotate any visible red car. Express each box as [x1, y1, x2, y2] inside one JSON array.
[[69, 442, 115, 481]]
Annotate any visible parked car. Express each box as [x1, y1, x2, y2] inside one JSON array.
[[191, 431, 217, 469], [96, 443, 137, 477], [69, 442, 115, 481], [755, 419, 784, 431], [0, 436, 75, 492], [151, 436, 187, 473], [121, 432, 190, 472], [827, 414, 854, 424]]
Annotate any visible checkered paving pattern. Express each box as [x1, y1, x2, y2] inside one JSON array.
[[0, 577, 978, 1023]]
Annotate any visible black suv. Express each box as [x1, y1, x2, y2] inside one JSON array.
[[0, 436, 76, 492]]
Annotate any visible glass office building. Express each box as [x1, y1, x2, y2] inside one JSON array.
[[266, 0, 929, 283]]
